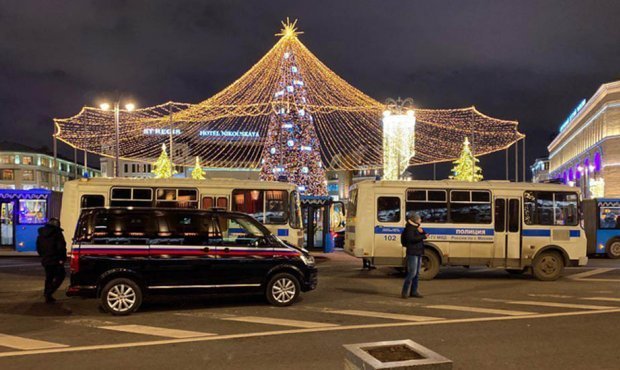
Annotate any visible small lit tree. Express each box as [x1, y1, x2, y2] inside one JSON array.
[[450, 137, 483, 182], [191, 156, 206, 180], [152, 143, 177, 179]]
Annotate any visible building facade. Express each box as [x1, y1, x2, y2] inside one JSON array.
[[0, 143, 100, 191], [530, 157, 550, 183], [548, 81, 620, 198]]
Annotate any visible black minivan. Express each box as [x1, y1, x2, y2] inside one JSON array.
[[67, 207, 317, 315]]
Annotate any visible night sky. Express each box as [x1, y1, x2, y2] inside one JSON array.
[[1, 0, 619, 180]]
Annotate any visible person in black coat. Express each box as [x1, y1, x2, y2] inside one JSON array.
[[400, 213, 427, 298], [36, 218, 67, 303]]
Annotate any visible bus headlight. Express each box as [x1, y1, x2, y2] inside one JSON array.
[[300, 254, 315, 266]]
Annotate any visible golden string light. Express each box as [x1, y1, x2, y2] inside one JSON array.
[[53, 19, 524, 170]]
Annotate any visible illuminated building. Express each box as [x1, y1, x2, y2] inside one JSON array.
[[530, 158, 550, 183], [548, 80, 620, 198]]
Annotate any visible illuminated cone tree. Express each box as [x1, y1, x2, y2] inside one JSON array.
[[191, 156, 206, 180], [450, 137, 483, 182], [152, 143, 177, 179], [259, 21, 327, 195]]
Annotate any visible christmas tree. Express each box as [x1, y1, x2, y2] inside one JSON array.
[[152, 143, 177, 179], [450, 137, 483, 182], [259, 22, 327, 195], [191, 156, 206, 180]]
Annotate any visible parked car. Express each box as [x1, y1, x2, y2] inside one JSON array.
[[67, 207, 317, 315]]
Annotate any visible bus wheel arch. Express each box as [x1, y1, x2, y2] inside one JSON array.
[[605, 238, 620, 259], [419, 246, 441, 281], [532, 246, 567, 281]]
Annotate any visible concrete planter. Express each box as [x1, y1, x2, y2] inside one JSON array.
[[344, 339, 452, 370]]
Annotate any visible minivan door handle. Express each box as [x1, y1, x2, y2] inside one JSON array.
[[203, 247, 210, 253]]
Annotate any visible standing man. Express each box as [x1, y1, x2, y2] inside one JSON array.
[[401, 213, 427, 299], [36, 218, 67, 303]]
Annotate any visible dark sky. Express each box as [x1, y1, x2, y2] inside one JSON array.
[[1, 0, 619, 180]]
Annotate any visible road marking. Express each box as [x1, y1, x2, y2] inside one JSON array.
[[568, 268, 615, 280], [427, 305, 536, 316], [581, 297, 620, 302], [574, 278, 620, 282], [98, 325, 215, 338], [505, 300, 617, 310], [0, 333, 68, 350], [223, 316, 338, 328], [2, 308, 620, 359], [327, 309, 442, 322], [0, 263, 41, 269]]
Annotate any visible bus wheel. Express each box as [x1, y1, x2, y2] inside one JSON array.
[[419, 249, 440, 281], [532, 251, 564, 281], [606, 240, 620, 259]]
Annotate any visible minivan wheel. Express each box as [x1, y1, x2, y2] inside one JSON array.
[[100, 278, 142, 315], [266, 273, 300, 307]]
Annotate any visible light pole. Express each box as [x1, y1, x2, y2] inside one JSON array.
[[100, 101, 135, 177]]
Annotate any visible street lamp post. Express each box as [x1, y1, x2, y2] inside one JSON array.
[[100, 101, 135, 177]]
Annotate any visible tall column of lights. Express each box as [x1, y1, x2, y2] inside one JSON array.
[[382, 98, 416, 180], [99, 101, 135, 177]]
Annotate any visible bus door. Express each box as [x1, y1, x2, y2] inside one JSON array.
[[493, 197, 522, 268], [374, 195, 404, 265], [202, 195, 229, 210], [1, 200, 15, 247]]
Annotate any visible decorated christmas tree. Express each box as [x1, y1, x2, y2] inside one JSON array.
[[259, 21, 327, 195], [191, 156, 206, 180], [450, 137, 483, 182], [151, 143, 177, 179]]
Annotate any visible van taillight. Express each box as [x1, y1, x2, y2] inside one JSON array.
[[70, 253, 80, 273]]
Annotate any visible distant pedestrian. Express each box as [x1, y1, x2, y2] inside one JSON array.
[[400, 213, 427, 299], [36, 218, 67, 303]]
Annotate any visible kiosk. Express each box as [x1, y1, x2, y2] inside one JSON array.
[[0, 189, 55, 252]]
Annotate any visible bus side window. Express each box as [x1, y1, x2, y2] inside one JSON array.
[[377, 197, 401, 223], [81, 195, 105, 208], [508, 199, 520, 232], [494, 199, 505, 232]]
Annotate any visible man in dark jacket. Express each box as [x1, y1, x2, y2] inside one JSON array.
[[36, 218, 67, 303], [401, 213, 427, 298]]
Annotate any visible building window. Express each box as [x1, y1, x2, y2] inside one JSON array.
[[39, 171, 50, 182], [22, 170, 34, 181], [124, 164, 129, 173], [22, 156, 33, 165], [0, 155, 10, 164], [1, 170, 14, 181]]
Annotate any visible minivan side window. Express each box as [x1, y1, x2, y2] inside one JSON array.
[[216, 214, 266, 247], [164, 211, 217, 245], [91, 210, 156, 245]]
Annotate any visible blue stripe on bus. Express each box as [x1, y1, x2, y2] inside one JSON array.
[[522, 229, 551, 237], [277, 229, 289, 237], [570, 230, 581, 237], [374, 226, 494, 236]]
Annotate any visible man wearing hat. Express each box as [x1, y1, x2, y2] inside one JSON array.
[[400, 213, 427, 298], [36, 218, 67, 303]]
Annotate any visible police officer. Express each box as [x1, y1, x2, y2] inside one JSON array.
[[36, 218, 67, 303]]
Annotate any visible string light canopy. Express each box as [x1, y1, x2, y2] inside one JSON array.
[[54, 19, 524, 171]]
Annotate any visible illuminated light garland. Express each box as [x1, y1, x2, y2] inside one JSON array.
[[53, 19, 524, 172], [151, 143, 176, 179], [191, 156, 206, 180]]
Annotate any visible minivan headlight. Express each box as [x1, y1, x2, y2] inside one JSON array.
[[300, 254, 315, 266]]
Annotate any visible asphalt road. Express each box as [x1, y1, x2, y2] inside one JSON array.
[[1, 253, 619, 370]]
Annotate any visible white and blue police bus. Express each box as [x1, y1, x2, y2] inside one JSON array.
[[344, 180, 588, 281]]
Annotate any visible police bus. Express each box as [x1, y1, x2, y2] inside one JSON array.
[[344, 180, 588, 281], [60, 177, 303, 248]]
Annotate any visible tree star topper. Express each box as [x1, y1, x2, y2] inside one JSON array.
[[275, 18, 303, 38]]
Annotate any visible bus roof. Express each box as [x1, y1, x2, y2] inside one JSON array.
[[64, 177, 297, 190], [351, 179, 581, 194]]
